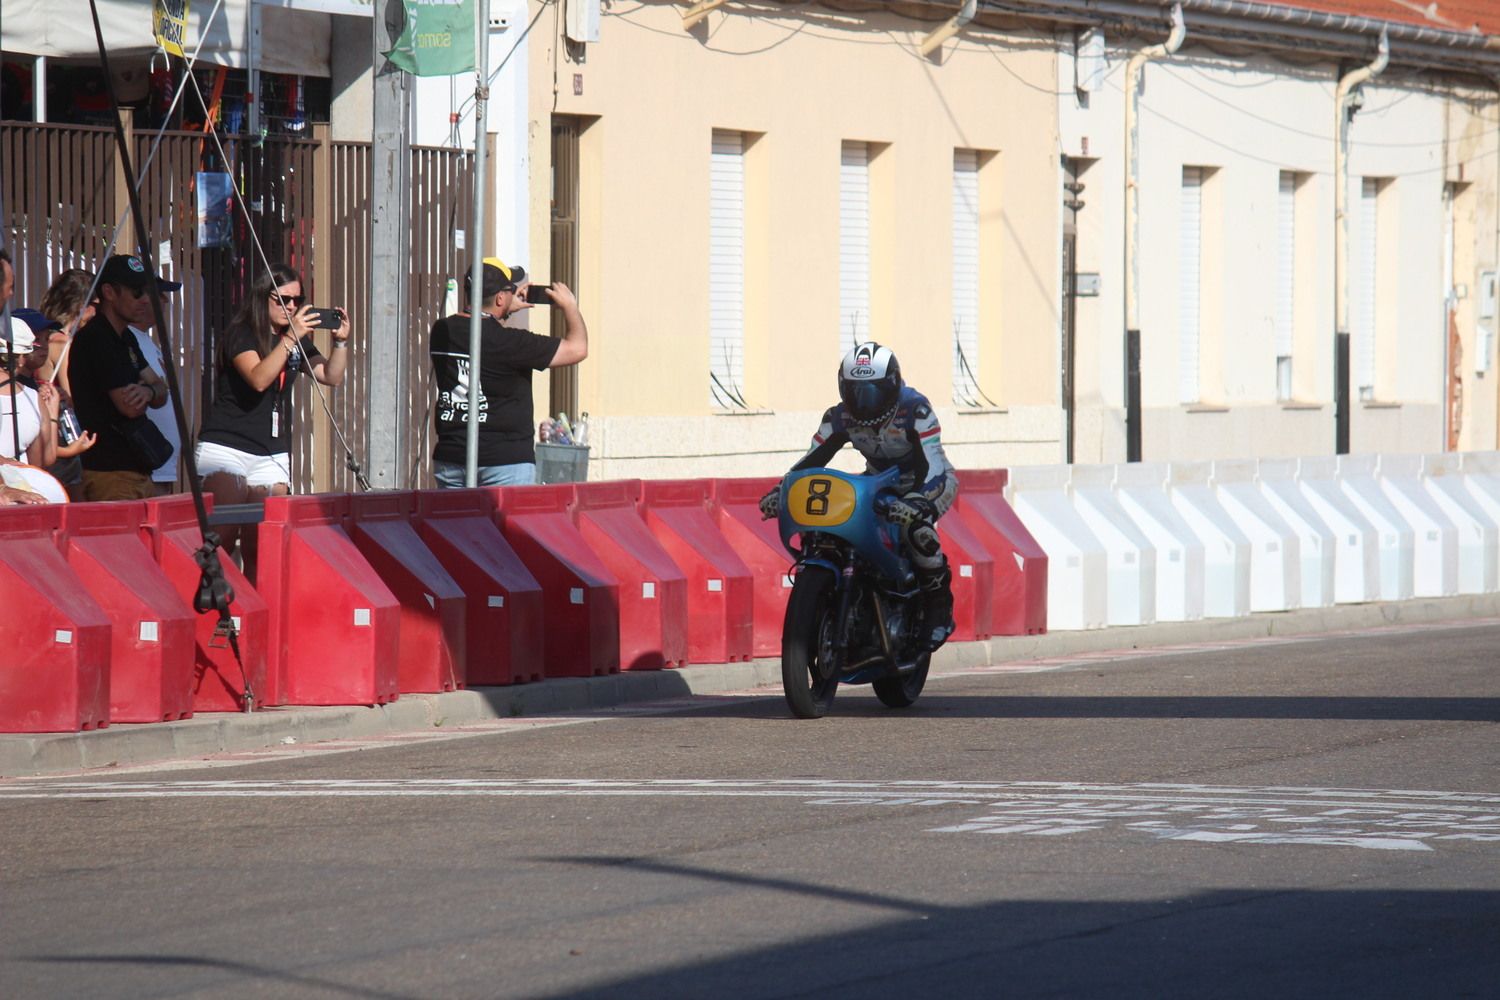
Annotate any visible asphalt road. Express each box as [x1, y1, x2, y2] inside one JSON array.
[[4, 619, 1499, 999]]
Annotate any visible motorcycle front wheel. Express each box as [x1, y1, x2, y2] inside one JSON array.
[[873, 652, 930, 708], [781, 567, 841, 719]]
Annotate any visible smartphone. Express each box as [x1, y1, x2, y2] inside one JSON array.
[[307, 307, 343, 329], [524, 284, 553, 305]]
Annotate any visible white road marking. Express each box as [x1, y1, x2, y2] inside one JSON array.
[[2, 778, 1497, 853]]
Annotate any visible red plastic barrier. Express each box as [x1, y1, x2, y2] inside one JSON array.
[[0, 506, 111, 732], [348, 492, 467, 693], [257, 495, 400, 705], [60, 502, 196, 723], [638, 480, 753, 664], [414, 488, 545, 686], [492, 484, 618, 677], [936, 511, 995, 642], [952, 469, 1049, 635], [141, 496, 269, 712], [710, 477, 792, 658], [571, 481, 688, 670]]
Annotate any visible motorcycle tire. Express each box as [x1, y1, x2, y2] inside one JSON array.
[[873, 652, 930, 708], [782, 567, 841, 719]]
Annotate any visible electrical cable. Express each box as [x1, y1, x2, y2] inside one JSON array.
[[182, 69, 372, 493], [85, 0, 254, 712], [954, 339, 1000, 408]]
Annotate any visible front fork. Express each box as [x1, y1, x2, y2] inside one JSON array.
[[827, 549, 859, 671]]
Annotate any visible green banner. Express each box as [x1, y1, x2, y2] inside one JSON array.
[[385, 0, 476, 77]]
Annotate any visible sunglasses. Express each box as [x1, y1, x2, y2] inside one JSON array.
[[272, 293, 306, 307]]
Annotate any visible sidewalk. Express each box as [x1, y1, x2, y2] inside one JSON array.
[[4, 593, 1498, 778]]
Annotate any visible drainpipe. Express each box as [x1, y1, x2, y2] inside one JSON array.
[[1122, 2, 1185, 462], [920, 0, 978, 58], [1333, 29, 1389, 455]]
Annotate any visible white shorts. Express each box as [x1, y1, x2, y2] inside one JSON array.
[[195, 441, 293, 488]]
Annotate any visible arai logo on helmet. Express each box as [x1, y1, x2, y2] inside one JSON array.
[[850, 365, 876, 378]]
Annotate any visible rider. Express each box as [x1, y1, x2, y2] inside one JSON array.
[[761, 341, 957, 652]]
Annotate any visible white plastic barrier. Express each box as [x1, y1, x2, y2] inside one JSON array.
[[1114, 462, 1205, 622], [1256, 458, 1336, 608], [1168, 461, 1251, 619], [1459, 453, 1500, 564], [1419, 453, 1498, 594], [1336, 454, 1415, 601], [1375, 454, 1458, 598], [1069, 465, 1156, 626], [1211, 459, 1301, 612], [1007, 465, 1108, 630], [1295, 456, 1380, 604]]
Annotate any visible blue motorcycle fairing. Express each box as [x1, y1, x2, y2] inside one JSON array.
[[776, 466, 910, 585]]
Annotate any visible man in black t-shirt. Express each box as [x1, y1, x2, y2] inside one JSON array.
[[429, 257, 588, 486], [68, 255, 174, 501]]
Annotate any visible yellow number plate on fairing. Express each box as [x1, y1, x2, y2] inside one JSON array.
[[786, 476, 857, 527]]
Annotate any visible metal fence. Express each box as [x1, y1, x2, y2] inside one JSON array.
[[1, 119, 475, 493]]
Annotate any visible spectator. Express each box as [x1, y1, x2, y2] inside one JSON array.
[[429, 258, 588, 487], [38, 268, 97, 389], [67, 254, 173, 502], [129, 281, 184, 494], [1, 318, 59, 467], [35, 269, 100, 500], [197, 262, 350, 577]]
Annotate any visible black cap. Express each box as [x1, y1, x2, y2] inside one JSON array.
[[463, 257, 527, 302], [98, 254, 183, 293]]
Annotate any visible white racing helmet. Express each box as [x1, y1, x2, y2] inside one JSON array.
[[838, 341, 903, 425]]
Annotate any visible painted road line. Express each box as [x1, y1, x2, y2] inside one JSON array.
[[2, 779, 1496, 853]]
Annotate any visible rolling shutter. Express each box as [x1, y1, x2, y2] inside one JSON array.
[[709, 130, 745, 408], [1275, 171, 1296, 399], [840, 142, 870, 347], [952, 149, 981, 403], [1356, 177, 1378, 398], [1179, 166, 1203, 404]]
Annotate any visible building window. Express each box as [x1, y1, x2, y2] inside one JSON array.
[[709, 130, 747, 408], [1179, 166, 1204, 404], [952, 149, 981, 405], [1355, 176, 1383, 401], [1275, 170, 1297, 401], [840, 141, 870, 347]]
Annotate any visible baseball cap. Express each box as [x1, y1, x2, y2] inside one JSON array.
[[98, 254, 184, 293], [462, 256, 527, 302], [10, 308, 61, 337], [1, 315, 37, 353]]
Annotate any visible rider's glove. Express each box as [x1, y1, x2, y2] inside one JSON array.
[[901, 492, 938, 524], [882, 493, 936, 527], [759, 486, 781, 520]]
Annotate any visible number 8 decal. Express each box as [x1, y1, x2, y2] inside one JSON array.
[[805, 478, 831, 517]]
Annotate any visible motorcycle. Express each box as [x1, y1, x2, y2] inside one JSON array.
[[775, 465, 931, 718]]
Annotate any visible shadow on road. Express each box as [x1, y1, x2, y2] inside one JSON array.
[[18, 954, 416, 1000], [676, 691, 1500, 724], [893, 694, 1500, 723], [533, 855, 1500, 999]]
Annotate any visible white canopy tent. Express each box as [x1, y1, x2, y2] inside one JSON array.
[[0, 0, 379, 78]]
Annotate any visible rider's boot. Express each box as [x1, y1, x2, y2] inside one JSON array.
[[917, 560, 955, 653]]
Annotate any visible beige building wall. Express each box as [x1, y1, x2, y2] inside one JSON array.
[[525, 1, 1061, 480], [1058, 45, 1497, 463]]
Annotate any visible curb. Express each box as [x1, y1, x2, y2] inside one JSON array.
[[4, 593, 1498, 779]]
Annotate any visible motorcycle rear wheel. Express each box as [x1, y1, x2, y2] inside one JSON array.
[[873, 653, 930, 708], [782, 568, 841, 719]]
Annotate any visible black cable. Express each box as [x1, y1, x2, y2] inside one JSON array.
[[87, 0, 253, 712], [955, 340, 1000, 408]]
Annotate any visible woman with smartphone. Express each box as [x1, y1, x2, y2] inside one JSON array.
[[197, 262, 350, 576]]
